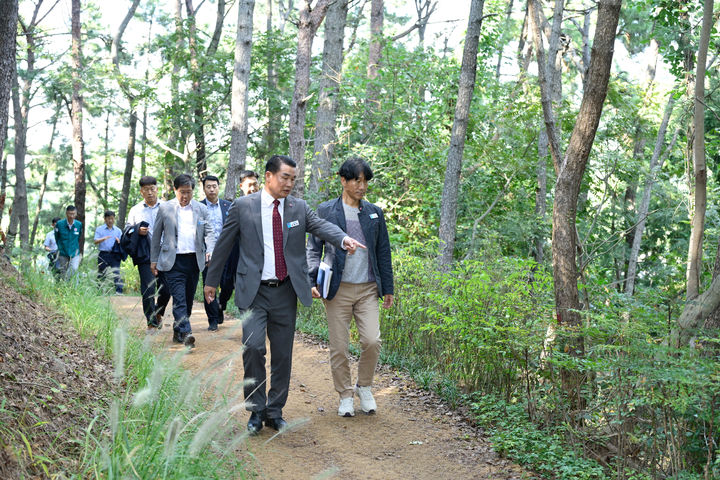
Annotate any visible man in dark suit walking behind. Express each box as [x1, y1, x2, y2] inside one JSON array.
[[204, 155, 365, 434], [200, 175, 235, 331]]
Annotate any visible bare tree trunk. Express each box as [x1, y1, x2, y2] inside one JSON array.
[[495, 0, 514, 80], [226, 0, 256, 200], [0, 153, 7, 227], [0, 0, 17, 163], [111, 0, 141, 226], [437, 0, 486, 268], [625, 95, 675, 296], [103, 111, 109, 200], [288, 0, 331, 197], [263, 0, 278, 159], [164, 0, 184, 195], [7, 81, 29, 250], [71, 0, 86, 253], [118, 111, 137, 227], [30, 105, 60, 247], [345, 0, 367, 55], [308, 0, 348, 204], [685, 0, 713, 301], [528, 0, 563, 173], [363, 0, 383, 140], [7, 1, 50, 251], [551, 0, 621, 415]]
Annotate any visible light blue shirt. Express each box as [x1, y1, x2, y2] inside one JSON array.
[[206, 200, 224, 242], [94, 224, 122, 252], [43, 230, 58, 252]]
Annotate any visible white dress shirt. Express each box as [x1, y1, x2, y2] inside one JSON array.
[[260, 189, 284, 280], [176, 204, 197, 254], [127, 199, 163, 239]]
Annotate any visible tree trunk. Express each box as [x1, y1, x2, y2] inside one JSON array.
[[103, 111, 109, 200], [0, 153, 7, 227], [288, 0, 331, 197], [7, 80, 29, 250], [625, 95, 675, 296], [495, 0, 514, 80], [685, 0, 713, 301], [528, 0, 564, 174], [263, 0, 278, 160], [226, 0, 256, 200], [7, 1, 50, 251], [0, 0, 17, 162], [164, 0, 184, 196], [363, 0, 383, 140], [118, 110, 137, 227], [437, 0, 486, 268], [71, 0, 86, 253], [551, 0, 621, 415], [308, 0, 348, 204], [29, 105, 60, 247]]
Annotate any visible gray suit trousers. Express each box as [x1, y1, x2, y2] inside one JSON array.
[[242, 280, 297, 418]]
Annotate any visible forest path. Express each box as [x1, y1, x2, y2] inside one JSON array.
[[110, 295, 526, 479]]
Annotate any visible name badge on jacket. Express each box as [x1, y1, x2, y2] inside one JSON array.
[[369, 213, 379, 219], [287, 220, 300, 228]]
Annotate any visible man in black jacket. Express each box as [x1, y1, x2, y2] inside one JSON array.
[[306, 157, 394, 418], [125, 176, 170, 330]]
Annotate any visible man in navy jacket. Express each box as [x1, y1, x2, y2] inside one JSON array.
[[306, 157, 394, 418], [200, 175, 236, 330]]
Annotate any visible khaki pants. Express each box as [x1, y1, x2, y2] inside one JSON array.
[[324, 282, 381, 399]]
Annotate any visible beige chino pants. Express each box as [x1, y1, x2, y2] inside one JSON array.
[[324, 282, 381, 399]]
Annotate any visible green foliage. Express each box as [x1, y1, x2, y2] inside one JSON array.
[[469, 393, 608, 480], [18, 263, 250, 479]]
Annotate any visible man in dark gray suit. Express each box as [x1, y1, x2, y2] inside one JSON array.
[[151, 174, 215, 348], [204, 155, 365, 434]]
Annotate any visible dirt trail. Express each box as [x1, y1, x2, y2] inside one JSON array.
[[110, 296, 526, 479]]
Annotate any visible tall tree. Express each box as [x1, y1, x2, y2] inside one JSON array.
[[29, 100, 61, 247], [437, 0, 486, 267], [112, 0, 141, 228], [363, 0, 383, 140], [308, 0, 349, 204], [288, 0, 330, 196], [70, 0, 86, 252], [225, 0, 256, 200], [625, 95, 676, 296], [185, 0, 226, 178], [685, 0, 713, 301], [0, 0, 17, 163], [550, 0, 621, 412]]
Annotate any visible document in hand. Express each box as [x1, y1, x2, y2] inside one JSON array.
[[317, 261, 333, 298]]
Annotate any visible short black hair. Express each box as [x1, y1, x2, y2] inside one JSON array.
[[66, 205, 77, 212], [173, 174, 196, 189], [338, 157, 373, 181], [139, 176, 157, 187], [51, 217, 61, 225], [265, 155, 296, 174], [104, 210, 115, 218], [239, 170, 259, 181], [202, 175, 220, 186]]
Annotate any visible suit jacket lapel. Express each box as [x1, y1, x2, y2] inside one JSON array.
[[333, 197, 347, 232], [252, 194, 263, 248], [282, 196, 293, 251]]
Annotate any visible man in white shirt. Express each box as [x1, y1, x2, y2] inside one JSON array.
[[94, 210, 124, 294], [126, 176, 170, 329], [43, 217, 60, 273], [151, 174, 215, 348]]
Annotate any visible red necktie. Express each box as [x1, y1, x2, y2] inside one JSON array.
[[273, 199, 287, 280]]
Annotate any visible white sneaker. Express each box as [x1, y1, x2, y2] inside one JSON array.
[[338, 397, 355, 417], [355, 385, 377, 414]]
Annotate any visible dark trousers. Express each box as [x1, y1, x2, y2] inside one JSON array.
[[98, 251, 124, 293], [202, 266, 234, 327], [138, 263, 170, 326], [242, 280, 297, 418], [160, 254, 199, 334]]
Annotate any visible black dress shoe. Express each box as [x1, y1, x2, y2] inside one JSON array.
[[218, 309, 224, 325], [183, 333, 195, 348], [265, 416, 287, 431], [247, 411, 266, 435], [207, 324, 218, 331], [172, 331, 183, 343]]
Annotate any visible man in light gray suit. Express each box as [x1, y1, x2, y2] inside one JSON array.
[[151, 174, 215, 348], [204, 155, 365, 434]]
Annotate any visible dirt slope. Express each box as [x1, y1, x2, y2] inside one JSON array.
[[110, 295, 528, 480]]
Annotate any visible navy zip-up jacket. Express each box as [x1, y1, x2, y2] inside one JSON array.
[[307, 196, 393, 301]]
